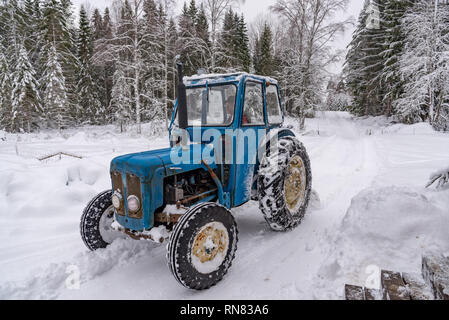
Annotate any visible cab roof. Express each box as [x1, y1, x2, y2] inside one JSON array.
[[184, 72, 279, 87]]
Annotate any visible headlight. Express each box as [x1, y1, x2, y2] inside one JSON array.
[[112, 192, 122, 209], [127, 195, 141, 213]]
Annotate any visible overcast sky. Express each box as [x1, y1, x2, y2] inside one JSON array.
[[72, 0, 364, 72]]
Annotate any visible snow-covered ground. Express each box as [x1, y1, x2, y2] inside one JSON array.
[[0, 112, 448, 300]]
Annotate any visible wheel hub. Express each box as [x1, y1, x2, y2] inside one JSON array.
[[99, 206, 122, 244], [191, 222, 229, 273], [284, 155, 307, 213]]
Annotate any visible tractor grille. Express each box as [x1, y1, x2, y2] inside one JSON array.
[[111, 171, 125, 216], [111, 171, 143, 219], [126, 173, 143, 219]]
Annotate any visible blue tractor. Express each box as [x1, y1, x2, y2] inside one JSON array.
[[80, 63, 312, 290]]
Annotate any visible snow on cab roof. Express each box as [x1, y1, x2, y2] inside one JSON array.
[[184, 72, 279, 86]]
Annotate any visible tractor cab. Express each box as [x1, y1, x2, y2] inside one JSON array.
[[170, 72, 284, 138], [169, 72, 286, 207]]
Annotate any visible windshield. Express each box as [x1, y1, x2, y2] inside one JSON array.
[[175, 84, 237, 127]]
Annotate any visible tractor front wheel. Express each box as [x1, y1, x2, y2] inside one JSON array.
[[167, 203, 238, 290], [80, 190, 123, 251]]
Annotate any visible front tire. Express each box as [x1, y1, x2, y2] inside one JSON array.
[[80, 190, 122, 251], [167, 203, 238, 290], [258, 136, 312, 231]]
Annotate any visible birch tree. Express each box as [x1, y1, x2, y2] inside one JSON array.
[[110, 64, 133, 132], [202, 0, 238, 71], [94, 0, 159, 134], [272, 0, 352, 126]]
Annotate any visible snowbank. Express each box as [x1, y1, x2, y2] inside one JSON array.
[[0, 239, 155, 299], [318, 186, 449, 294], [384, 122, 437, 135], [341, 187, 449, 256]]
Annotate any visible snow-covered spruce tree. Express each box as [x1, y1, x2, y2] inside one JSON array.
[[0, 42, 12, 131], [76, 5, 102, 125], [237, 14, 251, 73], [0, 1, 7, 45], [380, 0, 413, 117], [90, 8, 106, 119], [91, 8, 103, 41], [344, 0, 370, 116], [177, 0, 213, 75], [178, 1, 197, 75], [41, 43, 69, 130], [216, 7, 236, 71], [358, 0, 387, 116], [253, 22, 273, 76], [40, 0, 78, 125], [196, 4, 210, 49], [345, 0, 410, 117], [0, 0, 26, 65], [23, 0, 43, 71], [11, 43, 42, 133], [395, 0, 449, 127], [218, 9, 251, 73]]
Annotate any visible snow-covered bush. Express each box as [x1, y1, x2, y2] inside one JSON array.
[[426, 167, 449, 189]]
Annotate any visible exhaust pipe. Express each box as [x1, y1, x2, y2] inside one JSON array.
[[177, 61, 188, 129]]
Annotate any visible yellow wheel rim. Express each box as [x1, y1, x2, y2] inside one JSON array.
[[284, 155, 307, 213], [191, 222, 229, 273]]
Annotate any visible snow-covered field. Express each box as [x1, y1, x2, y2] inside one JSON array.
[[0, 111, 448, 300]]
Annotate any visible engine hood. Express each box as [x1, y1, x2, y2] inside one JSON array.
[[110, 148, 172, 182], [110, 144, 217, 182]]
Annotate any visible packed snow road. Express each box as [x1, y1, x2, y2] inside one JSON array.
[[0, 112, 448, 299]]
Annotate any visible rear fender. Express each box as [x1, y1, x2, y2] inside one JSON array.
[[252, 128, 296, 187]]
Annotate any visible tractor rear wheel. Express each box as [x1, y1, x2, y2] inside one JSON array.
[[258, 136, 312, 231], [167, 202, 238, 290]]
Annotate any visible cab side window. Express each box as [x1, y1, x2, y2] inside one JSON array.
[[266, 85, 282, 125], [242, 82, 264, 126]]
